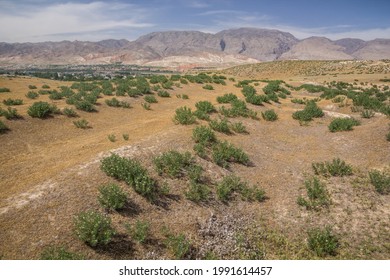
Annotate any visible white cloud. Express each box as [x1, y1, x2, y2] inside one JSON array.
[[0, 1, 154, 42]]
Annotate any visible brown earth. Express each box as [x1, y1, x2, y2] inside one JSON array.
[[0, 66, 389, 260]]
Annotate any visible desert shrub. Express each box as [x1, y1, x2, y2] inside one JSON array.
[[158, 90, 170, 98], [3, 98, 23, 106], [230, 122, 248, 134], [291, 98, 306, 104], [98, 183, 127, 211], [212, 141, 249, 168], [42, 84, 50, 89], [144, 95, 158, 103], [40, 246, 84, 260], [154, 150, 193, 178], [28, 85, 37, 90], [245, 94, 268, 105], [194, 110, 211, 121], [0, 107, 21, 120], [216, 175, 264, 202], [173, 106, 196, 125], [62, 107, 78, 117], [0, 87, 10, 93], [312, 158, 353, 177], [126, 220, 150, 244], [107, 134, 116, 142], [192, 126, 217, 145], [369, 170, 390, 195], [262, 109, 278, 121], [297, 177, 330, 210], [75, 100, 96, 112], [0, 120, 9, 134], [195, 101, 216, 114], [193, 143, 207, 158], [185, 181, 210, 202], [361, 109, 375, 118], [209, 118, 231, 134], [26, 91, 39, 99], [216, 93, 238, 103], [292, 101, 324, 122], [105, 97, 120, 107], [100, 154, 157, 201], [328, 118, 360, 132], [27, 101, 54, 118], [203, 84, 214, 90], [187, 164, 203, 183], [123, 133, 129, 141], [164, 232, 191, 259], [74, 210, 115, 247], [141, 102, 151, 110], [182, 94, 189, 99], [49, 90, 64, 100], [73, 119, 90, 129], [307, 227, 339, 257]]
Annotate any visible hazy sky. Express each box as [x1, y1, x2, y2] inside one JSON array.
[[1, 0, 389, 42]]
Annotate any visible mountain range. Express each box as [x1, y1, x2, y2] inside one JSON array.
[[1, 28, 390, 67]]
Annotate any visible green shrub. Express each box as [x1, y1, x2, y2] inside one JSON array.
[[312, 158, 353, 177], [212, 141, 249, 168], [98, 184, 127, 211], [195, 101, 216, 114], [28, 85, 37, 90], [49, 90, 64, 100], [328, 118, 360, 132], [164, 232, 191, 259], [158, 90, 170, 98], [216, 93, 238, 103], [144, 95, 158, 103], [75, 100, 96, 112], [297, 177, 330, 211], [262, 109, 278, 121], [40, 246, 84, 260], [105, 97, 120, 107], [108, 134, 116, 142], [0, 87, 10, 93], [193, 143, 207, 158], [26, 91, 39, 99], [0, 107, 21, 120], [126, 220, 150, 244], [209, 118, 231, 134], [74, 210, 115, 247], [154, 150, 193, 178], [28, 101, 54, 118], [369, 170, 390, 195], [0, 120, 9, 134], [307, 227, 339, 257], [173, 106, 196, 125], [3, 98, 23, 106], [73, 119, 90, 129], [100, 154, 157, 201], [216, 175, 264, 202], [185, 182, 210, 202], [219, 99, 258, 119], [194, 110, 211, 121], [230, 122, 248, 134], [291, 98, 305, 104], [182, 94, 189, 99], [123, 133, 129, 141], [141, 102, 151, 110], [361, 109, 375, 118], [42, 84, 50, 89], [292, 101, 324, 122], [62, 107, 78, 117], [203, 84, 214, 90]]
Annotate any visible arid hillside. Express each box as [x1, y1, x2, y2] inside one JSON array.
[[0, 61, 389, 260]]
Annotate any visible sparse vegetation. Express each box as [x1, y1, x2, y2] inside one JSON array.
[[0, 120, 9, 134], [108, 134, 116, 142], [26, 91, 39, 99], [123, 133, 129, 141], [292, 101, 324, 122], [126, 220, 150, 244], [361, 109, 375, 118], [185, 181, 210, 202], [173, 106, 196, 125], [105, 98, 130, 108], [144, 95, 158, 103], [312, 158, 353, 177], [62, 107, 78, 117], [203, 84, 214, 90], [328, 118, 360, 132], [230, 122, 248, 134], [164, 231, 191, 259], [74, 210, 115, 247], [216, 93, 238, 103], [73, 119, 90, 129], [307, 227, 339, 257], [154, 150, 193, 178], [262, 109, 278, 121], [192, 125, 217, 146], [40, 246, 84, 260], [212, 141, 249, 168], [369, 170, 390, 195], [0, 87, 10, 93], [0, 107, 21, 120], [98, 183, 127, 211], [3, 98, 23, 106], [27, 101, 57, 118], [216, 175, 265, 202], [297, 177, 330, 210], [209, 118, 231, 134]]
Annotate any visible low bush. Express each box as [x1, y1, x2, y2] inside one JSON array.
[[123, 133, 129, 141], [194, 110, 211, 121], [203, 84, 214, 90], [62, 107, 78, 117], [100, 154, 157, 201], [28, 85, 37, 90], [369, 170, 390, 195], [0, 107, 21, 120], [0, 87, 10, 93], [212, 141, 249, 168], [173, 106, 196, 125], [42, 84, 50, 89], [209, 118, 231, 134], [74, 210, 115, 247], [297, 177, 330, 211], [126, 220, 150, 244], [144, 95, 158, 103], [216, 93, 238, 103], [195, 101, 216, 114], [158, 90, 170, 98], [98, 184, 127, 211], [164, 232, 191, 259], [361, 109, 375, 119], [26, 91, 39, 99], [75, 100, 96, 112], [216, 175, 265, 202], [107, 134, 116, 142], [3, 98, 23, 106], [262, 109, 278, 121], [0, 120, 9, 134], [154, 150, 193, 178], [27, 101, 55, 118], [230, 122, 248, 134], [307, 227, 339, 257], [182, 94, 189, 99], [40, 246, 84, 260], [141, 102, 151, 110], [73, 119, 90, 129], [312, 158, 353, 177], [292, 101, 324, 122], [328, 118, 360, 132], [185, 181, 210, 202]]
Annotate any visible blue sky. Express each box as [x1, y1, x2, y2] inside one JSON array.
[[0, 0, 389, 42]]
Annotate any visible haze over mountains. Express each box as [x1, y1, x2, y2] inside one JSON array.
[[1, 28, 389, 67]]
